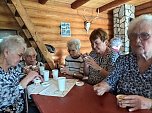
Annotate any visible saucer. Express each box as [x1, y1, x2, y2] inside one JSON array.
[[41, 82, 50, 87], [76, 81, 84, 86]]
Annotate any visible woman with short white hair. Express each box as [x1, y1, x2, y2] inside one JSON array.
[[61, 39, 84, 79], [20, 47, 44, 74], [0, 35, 42, 112], [110, 37, 123, 63]]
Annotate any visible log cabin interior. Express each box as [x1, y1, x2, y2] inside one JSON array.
[[0, 0, 152, 69]]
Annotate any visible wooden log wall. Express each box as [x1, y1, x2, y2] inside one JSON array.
[[135, 1, 152, 17], [0, 0, 20, 30], [0, 0, 30, 46], [21, 0, 113, 65], [0, 0, 113, 65]]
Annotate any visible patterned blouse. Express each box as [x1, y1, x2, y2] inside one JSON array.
[[87, 49, 120, 85], [106, 53, 152, 98], [0, 64, 24, 112]]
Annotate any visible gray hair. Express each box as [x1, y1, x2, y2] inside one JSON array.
[[110, 37, 122, 47], [67, 39, 81, 50], [0, 35, 27, 55], [128, 14, 152, 35], [24, 47, 37, 56]]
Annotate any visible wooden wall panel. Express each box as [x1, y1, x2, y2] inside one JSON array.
[[21, 0, 113, 64], [0, 0, 20, 30], [135, 1, 152, 16], [0, 0, 113, 65]]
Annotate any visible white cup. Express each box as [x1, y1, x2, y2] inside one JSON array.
[[52, 69, 58, 80], [43, 70, 49, 82], [58, 77, 66, 91], [39, 66, 45, 75]]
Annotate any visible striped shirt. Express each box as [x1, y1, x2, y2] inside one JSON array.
[[65, 55, 84, 74]]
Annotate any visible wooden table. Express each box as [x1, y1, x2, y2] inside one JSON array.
[[32, 83, 152, 113]]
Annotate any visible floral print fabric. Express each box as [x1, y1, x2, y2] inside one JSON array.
[[0, 64, 24, 112], [106, 53, 152, 98], [87, 49, 119, 85]]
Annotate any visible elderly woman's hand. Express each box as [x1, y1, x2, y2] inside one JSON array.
[[84, 56, 102, 71], [23, 65, 31, 74], [81, 53, 89, 58], [20, 71, 43, 88], [23, 65, 39, 74], [117, 95, 152, 111], [60, 67, 72, 75], [93, 81, 111, 96]]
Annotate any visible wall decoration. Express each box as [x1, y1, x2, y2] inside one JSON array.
[[60, 22, 71, 37]]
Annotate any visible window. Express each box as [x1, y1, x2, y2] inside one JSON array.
[[0, 29, 17, 42]]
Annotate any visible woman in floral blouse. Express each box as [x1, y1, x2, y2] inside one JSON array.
[[83, 28, 121, 85], [0, 35, 42, 112], [94, 14, 152, 111]]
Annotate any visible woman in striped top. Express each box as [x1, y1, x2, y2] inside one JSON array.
[[61, 39, 84, 79]]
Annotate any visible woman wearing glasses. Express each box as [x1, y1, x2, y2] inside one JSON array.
[[94, 14, 152, 111]]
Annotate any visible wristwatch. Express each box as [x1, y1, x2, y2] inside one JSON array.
[[73, 72, 76, 77]]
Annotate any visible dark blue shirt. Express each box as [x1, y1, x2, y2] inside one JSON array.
[[106, 53, 152, 98]]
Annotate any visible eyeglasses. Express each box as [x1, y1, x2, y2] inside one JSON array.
[[129, 32, 152, 41]]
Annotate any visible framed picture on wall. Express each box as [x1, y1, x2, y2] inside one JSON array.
[[0, 29, 17, 42], [60, 22, 71, 37]]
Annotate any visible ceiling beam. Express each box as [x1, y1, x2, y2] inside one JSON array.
[[71, 0, 89, 9], [97, 0, 132, 13], [38, 0, 48, 4]]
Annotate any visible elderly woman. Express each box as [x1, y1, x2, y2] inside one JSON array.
[[22, 47, 44, 66], [110, 37, 123, 62], [83, 28, 121, 85], [61, 39, 84, 79], [20, 47, 44, 74], [94, 14, 152, 111], [0, 35, 41, 112]]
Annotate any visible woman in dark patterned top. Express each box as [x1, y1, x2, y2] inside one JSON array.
[[0, 35, 42, 112], [83, 28, 121, 85], [94, 14, 152, 111]]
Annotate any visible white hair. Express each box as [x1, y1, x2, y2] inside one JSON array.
[[67, 39, 81, 50], [23, 47, 37, 56], [110, 37, 122, 47], [0, 35, 27, 54], [128, 14, 152, 35]]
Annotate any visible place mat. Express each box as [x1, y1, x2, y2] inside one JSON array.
[[27, 78, 78, 97]]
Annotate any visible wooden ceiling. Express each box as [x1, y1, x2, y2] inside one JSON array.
[[38, 0, 152, 12]]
